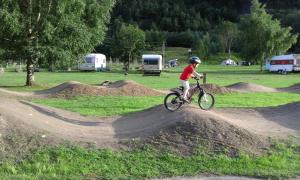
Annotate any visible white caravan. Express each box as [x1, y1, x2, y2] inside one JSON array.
[[142, 54, 163, 75], [269, 54, 300, 72], [79, 53, 106, 71]]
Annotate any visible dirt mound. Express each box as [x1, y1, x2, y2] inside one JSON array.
[[0, 110, 57, 160], [278, 83, 300, 93], [201, 84, 235, 94], [226, 82, 278, 92], [188, 84, 235, 95], [214, 102, 300, 141], [42, 80, 163, 98], [130, 106, 269, 155], [35, 81, 81, 95], [0, 96, 270, 155], [108, 80, 137, 88]]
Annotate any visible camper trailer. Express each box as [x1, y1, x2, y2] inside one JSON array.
[[79, 53, 106, 71], [142, 54, 163, 75], [269, 54, 300, 73]]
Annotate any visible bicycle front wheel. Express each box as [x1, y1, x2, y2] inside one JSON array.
[[198, 93, 215, 110], [164, 93, 183, 112]]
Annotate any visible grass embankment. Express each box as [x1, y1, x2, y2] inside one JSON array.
[[1, 143, 299, 179], [32, 92, 300, 117]]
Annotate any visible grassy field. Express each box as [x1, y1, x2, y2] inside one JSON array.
[[31, 92, 300, 117], [33, 96, 164, 117], [1, 65, 300, 92], [1, 143, 299, 179]]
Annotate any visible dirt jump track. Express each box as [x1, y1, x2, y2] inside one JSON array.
[[226, 82, 300, 93], [0, 81, 300, 155]]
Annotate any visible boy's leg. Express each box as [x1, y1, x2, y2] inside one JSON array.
[[181, 80, 190, 100]]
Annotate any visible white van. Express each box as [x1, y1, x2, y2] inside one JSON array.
[[269, 54, 300, 72], [142, 54, 163, 75], [79, 53, 106, 71]]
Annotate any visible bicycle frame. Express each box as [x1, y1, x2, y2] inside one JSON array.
[[170, 79, 205, 101]]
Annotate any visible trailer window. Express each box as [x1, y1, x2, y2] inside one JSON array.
[[270, 60, 293, 65], [85, 57, 94, 63], [144, 58, 158, 65]]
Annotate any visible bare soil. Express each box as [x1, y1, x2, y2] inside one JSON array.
[[41, 80, 163, 98], [226, 82, 300, 93], [226, 82, 279, 92], [0, 81, 300, 156]]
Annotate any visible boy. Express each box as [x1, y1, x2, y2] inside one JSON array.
[[179, 56, 203, 102]]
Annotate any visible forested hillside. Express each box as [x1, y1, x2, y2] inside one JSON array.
[[109, 0, 300, 52], [112, 0, 249, 31]]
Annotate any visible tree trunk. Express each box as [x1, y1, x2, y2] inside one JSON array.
[[228, 46, 231, 59], [26, 59, 35, 86], [260, 61, 263, 72], [260, 53, 265, 72]]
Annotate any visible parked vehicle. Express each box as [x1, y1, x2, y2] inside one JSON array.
[[79, 53, 106, 71], [241, 61, 252, 66], [168, 59, 178, 67], [142, 54, 162, 75], [220, 59, 236, 66], [269, 54, 300, 73]]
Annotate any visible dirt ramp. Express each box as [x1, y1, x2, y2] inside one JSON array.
[[214, 102, 300, 140], [116, 106, 269, 155], [201, 84, 235, 94], [106, 80, 163, 96], [35, 81, 81, 95], [279, 83, 300, 93], [226, 82, 278, 92], [39, 80, 163, 98]]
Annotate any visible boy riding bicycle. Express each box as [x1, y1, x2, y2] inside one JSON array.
[[179, 56, 203, 103]]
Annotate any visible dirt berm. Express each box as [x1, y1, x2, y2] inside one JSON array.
[[226, 82, 300, 93], [0, 96, 273, 156], [35, 80, 163, 98]]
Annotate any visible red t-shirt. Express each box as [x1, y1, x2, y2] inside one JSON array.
[[180, 64, 194, 80]]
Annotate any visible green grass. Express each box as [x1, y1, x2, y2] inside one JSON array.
[[31, 92, 300, 117], [1, 65, 300, 92], [32, 96, 163, 117], [1, 143, 299, 179], [215, 92, 300, 108]]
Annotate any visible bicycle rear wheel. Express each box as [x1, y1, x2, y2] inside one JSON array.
[[164, 93, 183, 112], [198, 93, 214, 110]]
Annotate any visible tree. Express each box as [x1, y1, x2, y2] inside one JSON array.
[[240, 0, 298, 72], [0, 0, 115, 86], [194, 32, 212, 59], [112, 24, 145, 72], [216, 21, 239, 58]]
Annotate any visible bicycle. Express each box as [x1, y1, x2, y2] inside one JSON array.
[[164, 77, 215, 112]]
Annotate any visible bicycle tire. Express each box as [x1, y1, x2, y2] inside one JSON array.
[[164, 92, 183, 112], [198, 93, 215, 110]]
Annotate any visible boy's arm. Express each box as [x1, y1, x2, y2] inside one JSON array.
[[192, 70, 203, 78]]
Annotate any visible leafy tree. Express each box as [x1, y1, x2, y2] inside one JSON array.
[[145, 30, 166, 49], [0, 0, 115, 86], [216, 21, 239, 59], [240, 0, 298, 72], [194, 32, 212, 60], [112, 24, 145, 72]]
